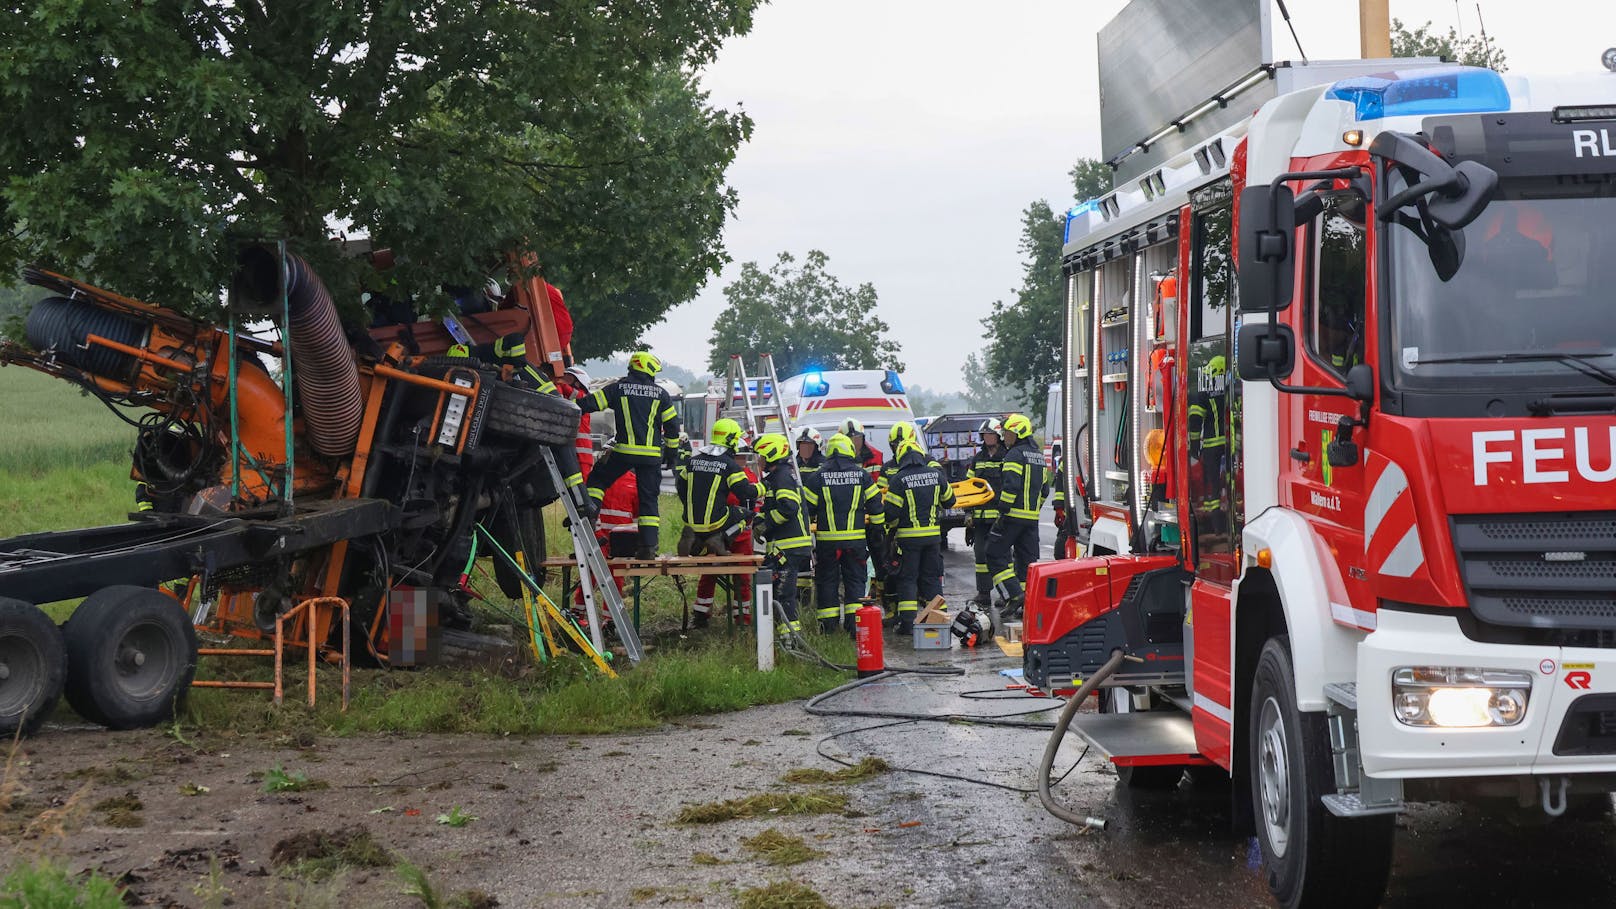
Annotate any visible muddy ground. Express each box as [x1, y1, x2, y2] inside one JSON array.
[[8, 522, 1616, 908]]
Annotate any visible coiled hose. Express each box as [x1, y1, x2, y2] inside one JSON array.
[[25, 295, 149, 382], [233, 247, 362, 457], [1038, 648, 1125, 826]]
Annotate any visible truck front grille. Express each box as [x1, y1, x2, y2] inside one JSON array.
[[1453, 512, 1616, 630]]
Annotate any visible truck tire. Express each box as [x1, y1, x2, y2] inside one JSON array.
[[1098, 687, 1186, 789], [0, 599, 67, 737], [62, 586, 197, 730], [1250, 636, 1394, 909], [484, 381, 580, 447]]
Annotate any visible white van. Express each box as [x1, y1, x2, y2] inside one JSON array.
[[768, 369, 915, 458]]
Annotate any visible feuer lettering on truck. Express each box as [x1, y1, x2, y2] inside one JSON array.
[[1472, 427, 1616, 485], [1572, 128, 1616, 158]]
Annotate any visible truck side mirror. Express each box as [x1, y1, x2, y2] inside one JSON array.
[[1238, 185, 1296, 313], [1345, 363, 1374, 403], [1237, 321, 1294, 381]]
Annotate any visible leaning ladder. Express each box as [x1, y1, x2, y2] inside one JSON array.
[[724, 354, 799, 483], [542, 447, 644, 664]]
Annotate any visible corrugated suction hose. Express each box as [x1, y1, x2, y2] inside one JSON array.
[[25, 295, 149, 383], [232, 248, 363, 458]]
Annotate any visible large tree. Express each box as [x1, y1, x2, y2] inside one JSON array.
[[1391, 18, 1508, 70], [977, 158, 1110, 412], [707, 250, 903, 378], [0, 1, 759, 359]]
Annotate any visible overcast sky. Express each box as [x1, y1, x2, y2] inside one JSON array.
[[638, 0, 1614, 393]]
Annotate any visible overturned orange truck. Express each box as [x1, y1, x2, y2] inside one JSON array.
[[0, 246, 584, 736]]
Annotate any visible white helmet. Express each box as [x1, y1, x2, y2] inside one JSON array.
[[565, 364, 591, 387], [837, 418, 865, 437], [794, 426, 823, 449]]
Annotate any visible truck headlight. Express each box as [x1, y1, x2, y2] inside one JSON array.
[[1392, 667, 1532, 728]]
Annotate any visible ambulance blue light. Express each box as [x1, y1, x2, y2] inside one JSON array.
[[882, 370, 905, 395], [1325, 66, 1509, 121], [1064, 199, 1100, 243], [802, 371, 830, 397]]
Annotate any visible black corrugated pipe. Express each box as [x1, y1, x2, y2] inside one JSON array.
[[232, 247, 363, 458], [25, 295, 150, 383]]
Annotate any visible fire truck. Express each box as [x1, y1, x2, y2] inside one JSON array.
[[1024, 60, 1616, 908]]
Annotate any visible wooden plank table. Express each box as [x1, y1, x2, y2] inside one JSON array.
[[538, 554, 765, 630]]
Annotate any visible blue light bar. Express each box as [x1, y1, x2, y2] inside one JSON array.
[[882, 370, 905, 395], [802, 372, 829, 397], [1325, 66, 1509, 121], [1063, 199, 1100, 243]]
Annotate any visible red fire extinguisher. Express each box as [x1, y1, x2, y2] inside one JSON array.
[[855, 604, 885, 678]]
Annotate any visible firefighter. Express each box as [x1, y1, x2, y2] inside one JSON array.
[[884, 436, 955, 635], [581, 352, 682, 557], [986, 412, 1048, 620], [873, 421, 934, 601], [803, 432, 882, 634], [795, 426, 824, 480], [692, 425, 759, 624], [491, 332, 589, 508], [966, 418, 1006, 607], [675, 417, 758, 627], [1050, 442, 1072, 559], [1188, 355, 1229, 524], [753, 432, 811, 641], [839, 418, 883, 480], [559, 364, 596, 480]]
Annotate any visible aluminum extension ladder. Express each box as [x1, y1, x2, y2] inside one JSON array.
[[721, 353, 802, 485], [541, 447, 644, 663]]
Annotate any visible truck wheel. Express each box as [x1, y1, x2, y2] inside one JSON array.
[[484, 382, 580, 446], [0, 599, 67, 737], [1250, 636, 1394, 909], [62, 586, 198, 730], [1099, 687, 1187, 789]]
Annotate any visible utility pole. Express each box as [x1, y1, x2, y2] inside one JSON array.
[[1359, 0, 1391, 58]]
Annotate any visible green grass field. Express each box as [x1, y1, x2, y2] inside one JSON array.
[[0, 366, 851, 735]]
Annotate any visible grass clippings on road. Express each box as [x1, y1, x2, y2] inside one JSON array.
[[741, 828, 824, 866], [736, 880, 836, 909], [779, 757, 890, 785], [270, 825, 392, 881], [676, 790, 849, 825]]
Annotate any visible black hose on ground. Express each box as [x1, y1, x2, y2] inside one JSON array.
[[1038, 648, 1126, 828], [232, 247, 363, 458], [805, 670, 1060, 728]]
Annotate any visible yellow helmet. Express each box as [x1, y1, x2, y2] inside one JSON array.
[[755, 433, 791, 464], [628, 351, 662, 376], [1003, 413, 1033, 441], [838, 417, 865, 437], [895, 437, 925, 459], [888, 421, 917, 448], [711, 417, 743, 449], [825, 432, 856, 459]]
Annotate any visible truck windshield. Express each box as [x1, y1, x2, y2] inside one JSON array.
[[1388, 172, 1616, 393]]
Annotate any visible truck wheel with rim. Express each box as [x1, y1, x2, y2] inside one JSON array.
[[0, 598, 67, 737], [1098, 687, 1188, 789], [62, 586, 197, 729], [1250, 636, 1394, 909]]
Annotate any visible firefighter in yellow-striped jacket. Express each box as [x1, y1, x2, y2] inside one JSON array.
[[580, 352, 682, 557], [883, 436, 955, 635], [985, 413, 1048, 620], [753, 433, 811, 641], [803, 433, 883, 635]]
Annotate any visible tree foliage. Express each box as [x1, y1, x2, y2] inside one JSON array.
[[1391, 18, 1508, 70], [978, 158, 1110, 413], [707, 250, 904, 379], [0, 1, 760, 358]]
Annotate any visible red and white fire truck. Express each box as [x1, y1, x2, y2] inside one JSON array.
[[1025, 60, 1616, 908]]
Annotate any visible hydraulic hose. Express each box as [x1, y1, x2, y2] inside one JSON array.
[[1038, 648, 1126, 827], [233, 247, 363, 458], [805, 670, 1061, 729]]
